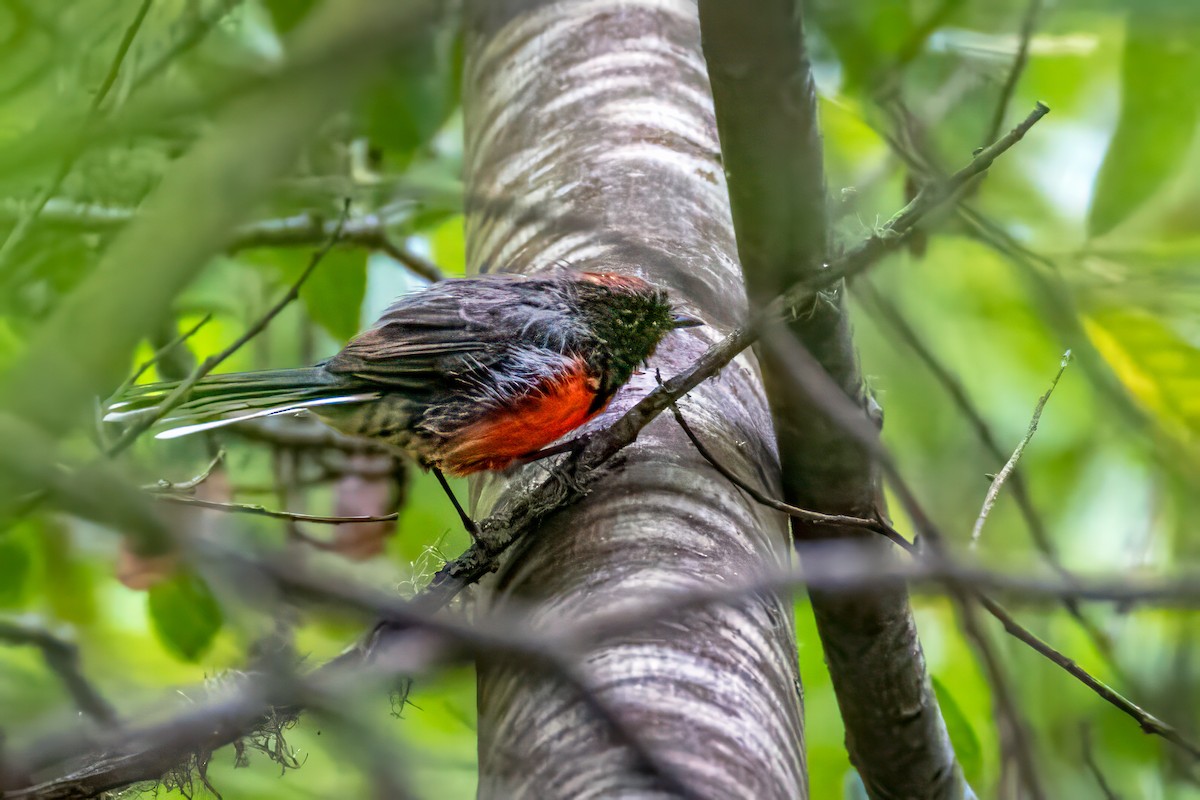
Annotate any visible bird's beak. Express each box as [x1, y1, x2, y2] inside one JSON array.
[[672, 312, 704, 329]]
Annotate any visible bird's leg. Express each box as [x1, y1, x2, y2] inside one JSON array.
[[518, 433, 592, 465], [433, 468, 482, 544]]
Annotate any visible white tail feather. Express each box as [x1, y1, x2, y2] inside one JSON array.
[[153, 393, 379, 440]]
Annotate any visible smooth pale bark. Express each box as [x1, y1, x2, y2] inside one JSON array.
[[462, 1, 806, 797], [699, 1, 974, 798]]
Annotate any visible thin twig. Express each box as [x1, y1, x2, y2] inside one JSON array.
[[883, 102, 1048, 237], [142, 450, 225, 494], [971, 351, 1070, 547], [858, 283, 1120, 666], [0, 619, 118, 727], [764, 328, 1200, 762], [105, 314, 213, 410], [666, 397, 912, 549], [1080, 723, 1123, 800], [958, 591, 1046, 799], [977, 592, 1200, 760], [985, 0, 1043, 145], [104, 200, 352, 457], [0, 0, 153, 277], [670, 379, 1047, 798], [155, 494, 399, 526]]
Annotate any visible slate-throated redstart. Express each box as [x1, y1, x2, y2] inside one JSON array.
[[106, 270, 701, 533]]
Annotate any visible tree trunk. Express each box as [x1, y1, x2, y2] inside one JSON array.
[[699, 1, 975, 798], [462, 1, 806, 797]]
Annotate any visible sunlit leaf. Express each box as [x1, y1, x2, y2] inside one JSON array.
[[1085, 308, 1200, 440], [0, 533, 31, 607], [428, 213, 466, 277], [1088, 11, 1200, 237], [148, 570, 223, 662]]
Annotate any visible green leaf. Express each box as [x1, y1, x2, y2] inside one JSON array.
[[297, 248, 368, 341], [810, 0, 915, 92], [262, 0, 319, 33], [0, 533, 31, 607], [256, 247, 368, 342], [1088, 10, 1200, 237], [932, 675, 983, 787], [361, 27, 461, 164], [148, 571, 223, 662]]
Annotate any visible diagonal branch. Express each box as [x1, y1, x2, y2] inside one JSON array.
[[0, 619, 118, 728]]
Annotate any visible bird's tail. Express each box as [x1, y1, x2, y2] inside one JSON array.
[[103, 367, 380, 440]]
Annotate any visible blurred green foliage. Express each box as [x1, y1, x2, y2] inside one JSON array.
[[0, 0, 1198, 798]]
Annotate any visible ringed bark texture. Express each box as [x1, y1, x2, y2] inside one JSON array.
[[463, 1, 806, 798]]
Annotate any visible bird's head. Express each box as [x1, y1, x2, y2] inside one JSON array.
[[570, 272, 701, 390]]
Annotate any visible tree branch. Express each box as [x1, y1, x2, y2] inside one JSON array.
[[155, 494, 399, 526], [971, 350, 1071, 547], [16, 535, 1200, 798], [0, 201, 446, 283], [0, 619, 117, 728]]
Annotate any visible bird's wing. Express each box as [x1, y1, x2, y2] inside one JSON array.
[[323, 278, 509, 389]]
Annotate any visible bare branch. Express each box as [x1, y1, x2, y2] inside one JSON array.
[[884, 102, 1049, 236], [155, 494, 399, 526], [667, 398, 913, 549], [985, 0, 1043, 145], [143, 450, 226, 494], [1080, 723, 1123, 800], [971, 350, 1071, 548], [0, 619, 117, 727]]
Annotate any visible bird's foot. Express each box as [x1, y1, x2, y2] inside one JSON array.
[[519, 433, 592, 466]]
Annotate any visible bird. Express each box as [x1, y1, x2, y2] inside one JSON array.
[[105, 270, 701, 536]]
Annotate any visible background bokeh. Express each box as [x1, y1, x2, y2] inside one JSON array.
[[1, 1, 1198, 797]]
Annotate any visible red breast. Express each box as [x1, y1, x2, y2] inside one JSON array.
[[435, 357, 604, 475]]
